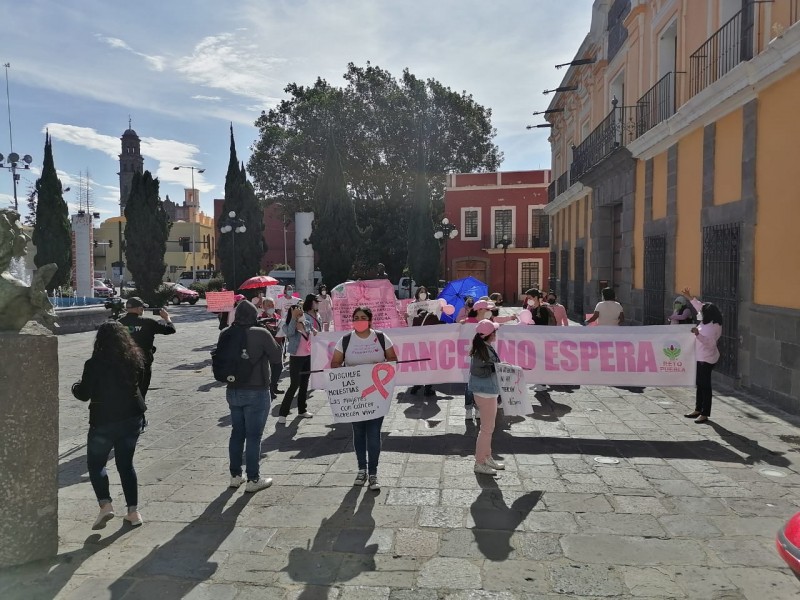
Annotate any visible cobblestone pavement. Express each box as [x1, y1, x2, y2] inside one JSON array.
[[3, 304, 800, 599]]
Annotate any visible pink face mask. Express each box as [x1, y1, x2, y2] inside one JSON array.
[[353, 321, 370, 333]]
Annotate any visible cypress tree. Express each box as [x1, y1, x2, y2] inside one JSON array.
[[219, 126, 264, 290], [32, 132, 72, 291], [124, 171, 172, 303], [308, 131, 362, 288], [406, 116, 440, 289]]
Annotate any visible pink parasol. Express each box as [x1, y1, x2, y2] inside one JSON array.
[[238, 275, 279, 290]]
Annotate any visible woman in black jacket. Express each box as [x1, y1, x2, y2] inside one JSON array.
[[72, 322, 147, 529]]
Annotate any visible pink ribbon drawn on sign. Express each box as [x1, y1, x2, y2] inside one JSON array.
[[361, 363, 396, 400]]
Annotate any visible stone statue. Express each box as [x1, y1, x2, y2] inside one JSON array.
[[0, 209, 57, 331]]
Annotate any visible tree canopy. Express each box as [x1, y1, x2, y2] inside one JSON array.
[[32, 133, 72, 291], [124, 170, 171, 303], [248, 63, 501, 286]]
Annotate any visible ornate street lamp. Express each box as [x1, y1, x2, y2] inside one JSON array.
[[433, 217, 458, 281], [495, 235, 512, 303], [219, 210, 246, 288]]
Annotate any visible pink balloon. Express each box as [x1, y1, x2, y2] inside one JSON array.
[[439, 298, 448, 307], [517, 310, 533, 324], [443, 304, 455, 315]]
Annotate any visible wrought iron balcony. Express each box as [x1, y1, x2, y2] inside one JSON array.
[[481, 228, 550, 251], [689, 5, 754, 97], [555, 171, 570, 196], [547, 180, 555, 203], [570, 103, 639, 182], [636, 72, 675, 136]]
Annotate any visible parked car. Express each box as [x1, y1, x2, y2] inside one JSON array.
[[163, 282, 199, 305], [177, 269, 214, 287], [93, 279, 114, 298]]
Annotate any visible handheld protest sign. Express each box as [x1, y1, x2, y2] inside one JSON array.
[[324, 362, 397, 423], [495, 362, 530, 416]]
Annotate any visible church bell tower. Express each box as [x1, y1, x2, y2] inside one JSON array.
[[118, 119, 144, 216]]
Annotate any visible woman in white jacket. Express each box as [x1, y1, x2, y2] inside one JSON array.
[[680, 287, 723, 424]]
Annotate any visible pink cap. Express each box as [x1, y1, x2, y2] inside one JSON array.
[[473, 300, 496, 311], [476, 319, 499, 337], [234, 294, 245, 302]]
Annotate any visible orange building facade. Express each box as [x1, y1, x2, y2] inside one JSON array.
[[544, 0, 800, 411]]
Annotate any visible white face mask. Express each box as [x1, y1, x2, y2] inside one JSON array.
[[265, 308, 275, 316], [320, 291, 327, 297], [527, 299, 536, 307], [419, 293, 428, 300]]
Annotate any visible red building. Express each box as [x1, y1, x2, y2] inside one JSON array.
[[213, 199, 297, 273], [444, 170, 552, 303]]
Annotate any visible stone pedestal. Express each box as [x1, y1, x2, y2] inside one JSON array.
[[0, 323, 59, 567]]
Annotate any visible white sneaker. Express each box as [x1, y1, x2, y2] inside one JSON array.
[[244, 478, 273, 493], [533, 384, 548, 392], [299, 412, 313, 418], [474, 462, 497, 475], [229, 475, 244, 488], [277, 416, 287, 425], [486, 457, 505, 470], [368, 475, 380, 491], [92, 505, 115, 530]]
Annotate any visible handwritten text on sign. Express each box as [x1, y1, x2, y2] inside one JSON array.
[[332, 279, 402, 331], [206, 291, 235, 313], [324, 363, 397, 423], [495, 363, 529, 416], [312, 325, 697, 388]]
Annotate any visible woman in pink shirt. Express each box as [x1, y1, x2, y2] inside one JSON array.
[[680, 287, 723, 424]]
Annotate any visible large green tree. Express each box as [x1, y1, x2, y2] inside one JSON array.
[[32, 133, 72, 291], [248, 63, 501, 282], [124, 171, 171, 303], [308, 131, 363, 287], [218, 126, 265, 290]]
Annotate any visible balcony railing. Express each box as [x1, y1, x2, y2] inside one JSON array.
[[607, 0, 631, 62], [689, 6, 754, 97], [636, 72, 675, 136], [555, 171, 570, 196], [570, 103, 639, 181], [547, 180, 556, 203], [482, 230, 550, 251]]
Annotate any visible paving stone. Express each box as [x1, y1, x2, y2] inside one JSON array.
[[621, 567, 685, 598], [561, 535, 708, 566], [482, 560, 550, 594], [658, 514, 722, 538], [707, 539, 785, 568], [708, 515, 786, 537], [575, 513, 665, 537], [337, 585, 391, 600], [548, 563, 625, 596], [284, 585, 339, 600], [417, 557, 481, 589], [182, 582, 239, 600], [596, 467, 653, 489], [442, 591, 518, 600], [523, 511, 579, 533], [609, 495, 667, 514], [509, 532, 564, 561], [725, 567, 800, 600], [393, 528, 439, 557], [662, 496, 731, 515], [541, 493, 613, 513], [388, 590, 438, 600], [385, 488, 440, 506], [651, 479, 706, 497], [418, 506, 465, 528]]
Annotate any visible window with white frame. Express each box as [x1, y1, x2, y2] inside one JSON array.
[[461, 207, 480, 240], [494, 209, 513, 244]]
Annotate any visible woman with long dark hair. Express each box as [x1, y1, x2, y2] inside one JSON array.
[[468, 319, 505, 475], [681, 287, 723, 423], [72, 322, 147, 529], [277, 295, 318, 424]]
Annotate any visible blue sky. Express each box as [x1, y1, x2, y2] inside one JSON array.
[[0, 0, 591, 221]]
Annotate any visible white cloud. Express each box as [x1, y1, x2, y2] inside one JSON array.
[[95, 34, 166, 71], [192, 95, 222, 101]]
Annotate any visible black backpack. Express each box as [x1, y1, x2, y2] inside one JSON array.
[[212, 325, 256, 385]]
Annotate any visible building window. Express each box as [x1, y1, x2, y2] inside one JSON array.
[[529, 209, 550, 248], [519, 260, 541, 295], [494, 209, 513, 244], [461, 207, 480, 240], [179, 236, 190, 252]]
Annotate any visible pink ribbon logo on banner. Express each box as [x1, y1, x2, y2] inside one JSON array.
[[362, 363, 396, 399]]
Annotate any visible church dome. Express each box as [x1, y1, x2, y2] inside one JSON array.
[[122, 128, 139, 138]]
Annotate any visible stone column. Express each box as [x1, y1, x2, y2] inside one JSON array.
[[0, 322, 59, 567]]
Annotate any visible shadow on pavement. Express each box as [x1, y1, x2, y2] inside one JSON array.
[[171, 359, 212, 371], [470, 475, 543, 561], [531, 392, 573, 421], [103, 487, 252, 599], [198, 381, 226, 393], [284, 486, 377, 599], [708, 421, 791, 467], [0, 527, 134, 600]]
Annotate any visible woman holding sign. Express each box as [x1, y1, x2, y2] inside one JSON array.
[[330, 306, 397, 491], [469, 319, 505, 475]]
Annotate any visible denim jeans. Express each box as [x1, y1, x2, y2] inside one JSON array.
[[87, 415, 144, 509], [352, 417, 384, 475], [227, 388, 270, 481]]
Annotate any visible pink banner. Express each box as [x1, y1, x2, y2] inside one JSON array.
[[206, 291, 235, 313], [332, 279, 403, 331], [311, 324, 697, 388]]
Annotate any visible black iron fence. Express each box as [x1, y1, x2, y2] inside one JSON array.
[[571, 103, 640, 181], [548, 180, 556, 203], [643, 235, 667, 325], [555, 171, 570, 196], [481, 228, 549, 250], [636, 72, 675, 137], [689, 6, 754, 97]]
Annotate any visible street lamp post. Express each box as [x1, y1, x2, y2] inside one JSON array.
[[1, 63, 33, 212], [433, 217, 458, 281], [219, 210, 246, 289], [272, 202, 291, 267], [496, 236, 512, 302], [173, 165, 205, 281]]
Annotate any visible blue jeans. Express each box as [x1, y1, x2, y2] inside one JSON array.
[[87, 415, 144, 509], [352, 417, 384, 475], [227, 388, 270, 481]]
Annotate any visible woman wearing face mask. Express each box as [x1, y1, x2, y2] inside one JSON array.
[[330, 307, 398, 491], [317, 285, 334, 331], [468, 319, 505, 475], [524, 289, 556, 326], [456, 296, 475, 323], [680, 287, 723, 424], [277, 296, 318, 424], [259, 297, 284, 397], [407, 286, 437, 396]]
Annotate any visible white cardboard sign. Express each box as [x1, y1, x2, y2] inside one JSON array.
[[495, 363, 530, 416], [324, 362, 397, 423]]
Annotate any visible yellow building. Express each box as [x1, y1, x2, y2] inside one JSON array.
[[544, 0, 800, 410], [94, 212, 216, 284]]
